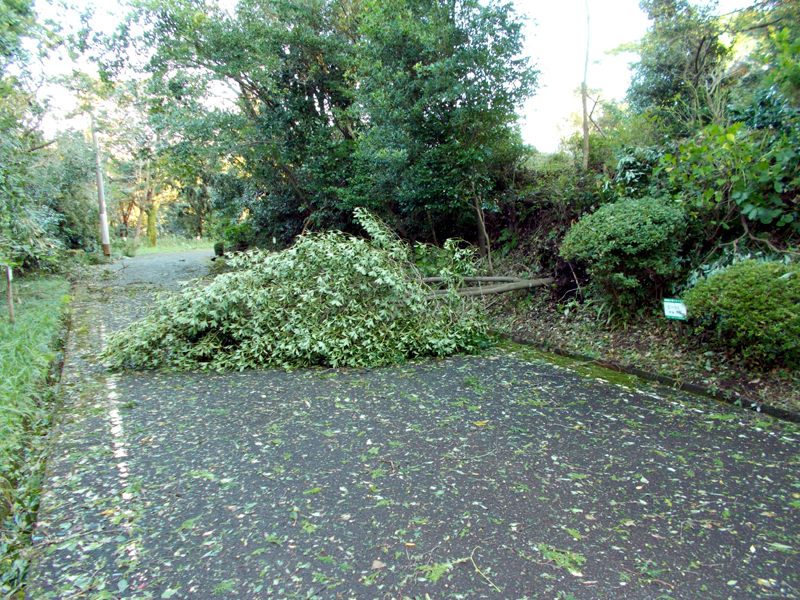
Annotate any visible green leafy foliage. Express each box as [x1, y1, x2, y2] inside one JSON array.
[[626, 0, 728, 136], [344, 0, 536, 237], [1, 122, 98, 271], [560, 196, 687, 310], [736, 1, 800, 104], [222, 222, 254, 252], [413, 239, 479, 279], [683, 260, 800, 366], [417, 561, 458, 583], [536, 544, 586, 575], [764, 26, 800, 103], [0, 279, 67, 485], [111, 0, 535, 248], [0, 0, 34, 74], [102, 210, 486, 371], [0, 1, 101, 273], [657, 121, 800, 236]]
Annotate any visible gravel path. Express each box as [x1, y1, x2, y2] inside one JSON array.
[[25, 251, 800, 599]]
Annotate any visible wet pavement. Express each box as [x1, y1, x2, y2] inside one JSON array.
[[25, 251, 800, 599]]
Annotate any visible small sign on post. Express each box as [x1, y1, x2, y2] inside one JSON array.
[[6, 265, 14, 324], [663, 298, 687, 321]]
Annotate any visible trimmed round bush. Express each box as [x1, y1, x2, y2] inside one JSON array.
[[560, 196, 687, 309], [683, 260, 800, 365], [102, 209, 486, 371], [213, 241, 224, 256]]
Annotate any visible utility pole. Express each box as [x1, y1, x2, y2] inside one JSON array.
[[581, 0, 590, 171], [91, 112, 111, 257]]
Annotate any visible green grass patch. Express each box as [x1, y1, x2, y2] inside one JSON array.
[[0, 277, 69, 483], [135, 235, 214, 256], [0, 276, 70, 596]]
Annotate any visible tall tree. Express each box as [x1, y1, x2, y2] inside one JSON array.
[[107, 0, 536, 247], [0, 0, 62, 268], [340, 0, 536, 247], [111, 0, 360, 244], [734, 0, 800, 104], [627, 0, 728, 136]]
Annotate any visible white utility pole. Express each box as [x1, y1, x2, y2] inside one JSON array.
[[91, 113, 111, 257]]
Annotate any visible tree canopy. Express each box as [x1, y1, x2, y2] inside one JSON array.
[[104, 0, 536, 247]]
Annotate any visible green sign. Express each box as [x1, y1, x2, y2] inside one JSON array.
[[663, 298, 687, 321]]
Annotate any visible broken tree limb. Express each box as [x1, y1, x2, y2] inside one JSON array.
[[422, 276, 522, 284], [430, 277, 555, 297]]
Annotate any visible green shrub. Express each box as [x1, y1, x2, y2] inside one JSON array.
[[112, 237, 139, 258], [223, 222, 253, 251], [413, 240, 478, 279], [560, 196, 687, 310], [657, 121, 800, 236], [683, 260, 800, 365], [1, 278, 69, 597], [214, 241, 224, 256], [102, 209, 486, 371], [122, 240, 138, 258]]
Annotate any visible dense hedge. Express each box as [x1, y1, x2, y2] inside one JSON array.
[[560, 196, 687, 309], [683, 260, 800, 366]]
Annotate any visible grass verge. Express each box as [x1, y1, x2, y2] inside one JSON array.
[[0, 277, 70, 597], [135, 236, 214, 256]]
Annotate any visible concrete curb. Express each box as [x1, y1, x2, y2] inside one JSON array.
[[495, 331, 800, 425]]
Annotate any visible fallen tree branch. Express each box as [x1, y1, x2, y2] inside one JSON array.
[[430, 278, 554, 297], [422, 276, 521, 284]]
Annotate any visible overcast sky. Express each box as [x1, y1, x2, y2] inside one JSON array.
[[517, 0, 754, 153], [516, 0, 648, 152]]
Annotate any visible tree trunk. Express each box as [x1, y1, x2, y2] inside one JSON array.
[[146, 203, 158, 247], [426, 209, 439, 247], [473, 194, 493, 275], [134, 208, 144, 243], [430, 278, 555, 297], [423, 276, 521, 284]]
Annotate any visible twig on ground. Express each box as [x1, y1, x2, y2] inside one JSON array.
[[567, 261, 583, 301], [470, 546, 502, 593]]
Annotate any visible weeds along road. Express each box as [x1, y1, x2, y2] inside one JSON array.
[[26, 250, 800, 600]]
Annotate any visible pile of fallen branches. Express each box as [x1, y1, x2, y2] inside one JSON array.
[[102, 209, 488, 371]]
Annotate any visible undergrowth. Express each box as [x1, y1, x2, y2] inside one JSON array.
[[0, 277, 70, 597], [487, 287, 800, 414]]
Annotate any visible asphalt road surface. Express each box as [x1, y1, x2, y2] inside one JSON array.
[[26, 250, 800, 600]]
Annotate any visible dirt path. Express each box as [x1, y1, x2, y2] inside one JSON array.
[[26, 251, 800, 599]]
